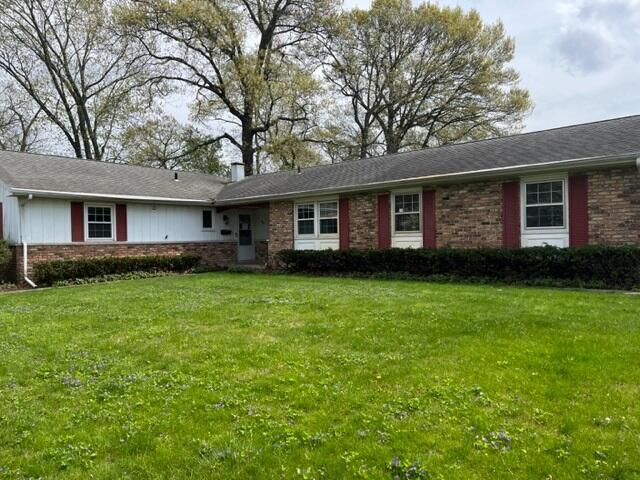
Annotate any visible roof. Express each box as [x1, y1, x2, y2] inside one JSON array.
[[0, 150, 225, 203], [217, 114, 640, 204], [1, 115, 639, 206]]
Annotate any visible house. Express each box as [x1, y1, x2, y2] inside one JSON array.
[[1, 115, 639, 285]]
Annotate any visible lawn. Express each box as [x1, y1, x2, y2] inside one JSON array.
[[0, 273, 639, 479]]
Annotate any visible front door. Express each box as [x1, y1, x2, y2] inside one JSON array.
[[238, 214, 255, 262]]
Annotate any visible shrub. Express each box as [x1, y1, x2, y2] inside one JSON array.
[[0, 240, 11, 265], [277, 246, 640, 290], [33, 254, 201, 286]]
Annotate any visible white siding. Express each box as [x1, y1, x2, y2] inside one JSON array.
[[127, 204, 237, 243], [17, 198, 242, 245], [0, 180, 21, 244], [391, 235, 422, 249], [253, 208, 269, 241], [294, 239, 339, 250], [23, 198, 72, 244]]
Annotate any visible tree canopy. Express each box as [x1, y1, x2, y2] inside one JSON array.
[[318, 0, 532, 157], [0, 0, 532, 174]]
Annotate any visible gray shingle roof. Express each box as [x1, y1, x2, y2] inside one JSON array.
[[0, 150, 225, 203], [217, 115, 640, 203], [1, 115, 639, 205]]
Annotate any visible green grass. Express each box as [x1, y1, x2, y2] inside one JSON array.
[[1, 273, 639, 479]]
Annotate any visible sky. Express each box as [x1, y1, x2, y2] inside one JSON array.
[[342, 0, 640, 132]]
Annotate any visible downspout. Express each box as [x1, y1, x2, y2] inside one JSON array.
[[18, 194, 37, 288], [22, 242, 37, 288]]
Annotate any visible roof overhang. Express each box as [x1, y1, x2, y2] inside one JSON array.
[[214, 152, 640, 206], [9, 188, 214, 206]]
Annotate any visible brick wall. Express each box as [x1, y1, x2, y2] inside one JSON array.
[[436, 180, 503, 248], [255, 240, 269, 265], [348, 194, 378, 249], [588, 167, 640, 245], [268, 201, 294, 263], [12, 242, 237, 284]]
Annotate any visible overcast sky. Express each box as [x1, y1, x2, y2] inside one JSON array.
[[344, 0, 640, 132]]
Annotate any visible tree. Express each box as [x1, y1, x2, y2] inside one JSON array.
[[119, 0, 337, 175], [0, 81, 43, 151], [0, 0, 159, 161], [319, 0, 532, 157], [120, 115, 229, 175]]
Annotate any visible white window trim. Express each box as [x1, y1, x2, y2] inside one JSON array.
[[520, 175, 569, 234], [392, 190, 422, 235], [294, 198, 339, 239], [85, 203, 116, 242], [202, 209, 214, 231]]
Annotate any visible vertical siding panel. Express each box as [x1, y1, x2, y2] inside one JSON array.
[[116, 204, 128, 242], [0, 203, 4, 239], [502, 182, 521, 248], [339, 197, 350, 250], [377, 194, 391, 249], [569, 175, 589, 246], [422, 189, 436, 248], [70, 202, 84, 242]]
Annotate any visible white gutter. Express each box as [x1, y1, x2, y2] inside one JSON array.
[[10, 188, 213, 205], [215, 152, 640, 206]]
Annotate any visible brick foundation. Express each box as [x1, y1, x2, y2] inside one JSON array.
[[255, 240, 269, 265], [11, 242, 238, 284], [588, 167, 640, 245]]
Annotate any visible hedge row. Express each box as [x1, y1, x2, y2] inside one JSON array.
[[33, 254, 201, 286], [277, 246, 640, 290]]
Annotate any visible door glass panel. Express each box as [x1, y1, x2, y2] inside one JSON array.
[[239, 215, 252, 246]]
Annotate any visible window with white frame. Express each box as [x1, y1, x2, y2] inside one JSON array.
[[87, 205, 114, 239], [296, 200, 339, 237], [393, 193, 420, 232], [319, 201, 338, 234], [525, 180, 565, 228], [297, 203, 315, 235]]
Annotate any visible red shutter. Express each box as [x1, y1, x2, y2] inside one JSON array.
[[502, 182, 521, 249], [339, 197, 349, 250], [422, 189, 436, 248], [377, 193, 391, 249], [116, 204, 128, 242], [569, 175, 589, 246], [0, 203, 3, 239], [71, 202, 84, 242]]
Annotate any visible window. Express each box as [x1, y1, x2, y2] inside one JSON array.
[[87, 205, 113, 240], [295, 200, 339, 237], [394, 193, 420, 232], [297, 203, 315, 235], [202, 209, 213, 230], [319, 201, 338, 234], [525, 181, 565, 228]]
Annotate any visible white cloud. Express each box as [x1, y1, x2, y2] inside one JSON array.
[[554, 0, 640, 74]]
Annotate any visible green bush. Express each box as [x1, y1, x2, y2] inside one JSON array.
[[277, 246, 640, 290], [33, 254, 201, 286], [0, 240, 11, 265]]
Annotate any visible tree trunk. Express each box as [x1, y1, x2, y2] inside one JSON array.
[[359, 125, 369, 159], [241, 120, 254, 176], [384, 129, 400, 154]]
